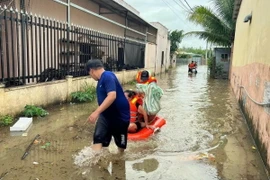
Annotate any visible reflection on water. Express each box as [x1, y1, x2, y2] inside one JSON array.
[[0, 65, 268, 180], [132, 158, 159, 173], [71, 156, 127, 180]]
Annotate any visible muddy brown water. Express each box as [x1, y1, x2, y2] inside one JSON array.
[[0, 65, 269, 180]]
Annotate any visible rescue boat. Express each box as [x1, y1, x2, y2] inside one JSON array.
[[128, 116, 166, 140]]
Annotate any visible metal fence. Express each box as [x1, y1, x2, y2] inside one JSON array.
[[0, 6, 145, 87]]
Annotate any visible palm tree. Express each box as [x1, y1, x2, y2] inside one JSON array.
[[186, 0, 235, 47], [169, 30, 184, 55]]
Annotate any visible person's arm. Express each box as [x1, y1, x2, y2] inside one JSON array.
[[138, 105, 153, 129], [138, 105, 148, 123], [88, 74, 117, 123], [88, 92, 116, 123]]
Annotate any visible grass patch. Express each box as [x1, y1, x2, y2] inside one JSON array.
[[0, 115, 14, 126], [22, 105, 49, 117], [71, 82, 96, 103], [127, 80, 137, 85]]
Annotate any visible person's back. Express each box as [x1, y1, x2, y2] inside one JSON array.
[[97, 71, 129, 122], [188, 61, 195, 69]]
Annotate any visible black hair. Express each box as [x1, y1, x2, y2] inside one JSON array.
[[141, 70, 149, 81], [85, 59, 104, 72], [124, 90, 137, 98]]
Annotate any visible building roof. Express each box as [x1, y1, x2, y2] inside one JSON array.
[[233, 0, 242, 20], [150, 22, 169, 30], [90, 0, 157, 30]]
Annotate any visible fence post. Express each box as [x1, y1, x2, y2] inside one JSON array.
[[21, 10, 26, 84], [66, 75, 73, 102]]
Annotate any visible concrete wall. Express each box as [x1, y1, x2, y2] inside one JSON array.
[[144, 42, 157, 70], [147, 26, 158, 44], [0, 69, 141, 116], [150, 22, 170, 74], [230, 0, 270, 171], [177, 57, 202, 65]]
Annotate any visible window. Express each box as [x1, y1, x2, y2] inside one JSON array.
[[221, 54, 229, 62], [221, 54, 228, 59]]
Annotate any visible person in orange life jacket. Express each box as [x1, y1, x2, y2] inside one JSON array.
[[136, 70, 157, 84], [124, 90, 153, 133], [135, 70, 158, 122], [188, 61, 195, 72]]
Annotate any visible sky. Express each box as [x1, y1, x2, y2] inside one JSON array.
[[124, 0, 213, 49]]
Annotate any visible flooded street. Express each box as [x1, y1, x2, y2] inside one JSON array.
[[0, 65, 269, 180]]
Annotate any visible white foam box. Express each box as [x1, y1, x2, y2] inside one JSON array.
[[10, 117, 33, 132]]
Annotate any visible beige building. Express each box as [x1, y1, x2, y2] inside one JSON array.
[[0, 0, 170, 87], [0, 0, 171, 116], [150, 22, 170, 74], [231, 0, 270, 171]]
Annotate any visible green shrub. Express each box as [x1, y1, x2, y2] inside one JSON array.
[[215, 63, 224, 76], [0, 115, 13, 126], [207, 57, 214, 70], [22, 105, 49, 117], [127, 80, 137, 85], [71, 82, 96, 103]]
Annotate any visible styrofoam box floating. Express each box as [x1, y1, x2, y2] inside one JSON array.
[[10, 117, 33, 132]]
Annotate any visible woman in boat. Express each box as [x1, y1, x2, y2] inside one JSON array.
[[136, 70, 157, 84], [135, 70, 162, 122], [124, 90, 153, 133]]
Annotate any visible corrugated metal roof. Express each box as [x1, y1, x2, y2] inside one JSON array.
[[233, 0, 242, 20], [90, 0, 157, 29]]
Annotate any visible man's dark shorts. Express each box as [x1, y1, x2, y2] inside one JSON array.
[[93, 115, 130, 149]]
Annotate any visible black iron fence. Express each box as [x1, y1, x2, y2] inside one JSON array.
[[0, 7, 145, 87]]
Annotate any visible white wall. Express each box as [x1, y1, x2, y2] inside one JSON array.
[[150, 22, 170, 74], [0, 69, 141, 116], [145, 43, 157, 70]]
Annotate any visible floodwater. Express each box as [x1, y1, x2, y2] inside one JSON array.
[[0, 65, 269, 180]]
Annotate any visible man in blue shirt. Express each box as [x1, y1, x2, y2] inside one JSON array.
[[86, 59, 130, 153]]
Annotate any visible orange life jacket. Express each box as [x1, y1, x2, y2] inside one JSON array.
[[136, 71, 143, 83], [129, 96, 142, 123], [136, 71, 157, 84], [144, 76, 157, 84]]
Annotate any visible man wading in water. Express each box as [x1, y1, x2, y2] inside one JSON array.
[[86, 59, 130, 153]]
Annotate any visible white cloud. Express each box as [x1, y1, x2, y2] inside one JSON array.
[[124, 0, 213, 49]]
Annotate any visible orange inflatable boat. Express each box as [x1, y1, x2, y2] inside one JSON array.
[[128, 116, 166, 140]]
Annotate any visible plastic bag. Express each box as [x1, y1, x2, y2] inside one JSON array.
[[136, 82, 164, 115]]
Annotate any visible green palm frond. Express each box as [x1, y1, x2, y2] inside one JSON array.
[[184, 31, 231, 47], [212, 0, 235, 27], [187, 0, 235, 46]]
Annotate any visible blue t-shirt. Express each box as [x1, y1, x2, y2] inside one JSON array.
[[97, 71, 130, 122]]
